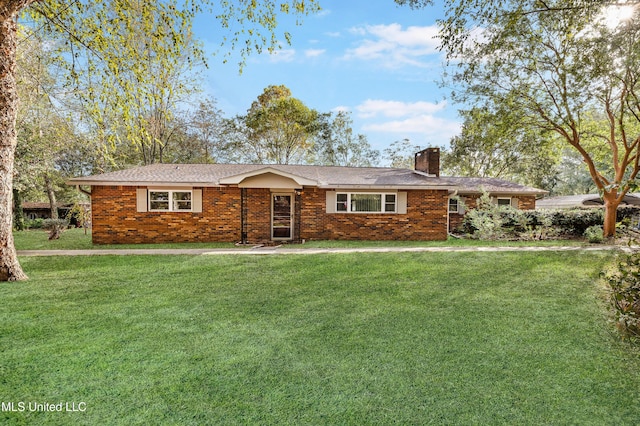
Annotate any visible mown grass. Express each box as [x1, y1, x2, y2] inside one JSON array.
[[13, 228, 236, 250], [1, 251, 639, 425], [13, 228, 588, 251]]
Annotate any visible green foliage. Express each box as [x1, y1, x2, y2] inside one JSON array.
[[66, 203, 91, 233], [315, 111, 380, 166], [459, 193, 607, 240], [603, 254, 640, 339], [402, 0, 640, 236], [227, 85, 321, 164], [584, 225, 604, 244], [463, 192, 506, 240], [25, 1, 321, 167], [383, 138, 426, 169], [442, 105, 561, 191], [24, 219, 44, 230]]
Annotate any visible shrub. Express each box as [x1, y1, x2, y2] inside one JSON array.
[[463, 192, 506, 240], [25, 218, 44, 229], [584, 225, 604, 243], [603, 254, 640, 339], [546, 208, 604, 236]]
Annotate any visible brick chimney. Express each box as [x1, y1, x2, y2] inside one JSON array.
[[414, 148, 440, 177]]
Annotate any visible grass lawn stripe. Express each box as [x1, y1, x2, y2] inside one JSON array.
[[0, 252, 638, 425]]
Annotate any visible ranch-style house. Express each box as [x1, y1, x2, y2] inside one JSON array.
[[68, 148, 547, 244]]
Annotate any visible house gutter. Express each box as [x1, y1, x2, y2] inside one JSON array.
[[75, 185, 92, 197]]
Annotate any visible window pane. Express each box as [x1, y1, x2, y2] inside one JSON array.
[[173, 191, 192, 210], [150, 201, 169, 210], [149, 191, 170, 210], [385, 194, 396, 212], [173, 191, 191, 201], [150, 191, 169, 201], [497, 198, 511, 206], [351, 194, 381, 212], [336, 193, 348, 211], [449, 199, 458, 213]]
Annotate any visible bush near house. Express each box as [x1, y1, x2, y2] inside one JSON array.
[[603, 254, 640, 339], [458, 202, 640, 240]]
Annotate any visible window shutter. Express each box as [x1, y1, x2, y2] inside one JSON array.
[[326, 191, 336, 213], [459, 197, 466, 214], [136, 188, 148, 212], [193, 189, 203, 213], [511, 197, 520, 209], [397, 192, 407, 214]]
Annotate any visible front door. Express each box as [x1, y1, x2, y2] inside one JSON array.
[[272, 194, 293, 240]]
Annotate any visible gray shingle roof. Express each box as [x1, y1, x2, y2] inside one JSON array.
[[68, 163, 546, 194]]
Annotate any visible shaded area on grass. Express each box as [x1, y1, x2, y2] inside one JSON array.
[[1, 252, 639, 424]]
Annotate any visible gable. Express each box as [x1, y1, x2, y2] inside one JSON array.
[[237, 172, 302, 189]]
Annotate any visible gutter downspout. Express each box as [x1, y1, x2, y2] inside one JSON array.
[[76, 185, 91, 197], [447, 190, 458, 237]]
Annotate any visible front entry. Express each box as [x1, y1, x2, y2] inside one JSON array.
[[272, 194, 293, 240]]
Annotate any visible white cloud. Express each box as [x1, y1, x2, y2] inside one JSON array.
[[355, 99, 460, 142], [268, 48, 296, 63], [345, 23, 440, 68], [356, 99, 446, 119], [305, 49, 326, 58], [363, 115, 460, 137]]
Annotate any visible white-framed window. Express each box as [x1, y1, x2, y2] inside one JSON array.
[[336, 192, 397, 213], [497, 197, 512, 207], [148, 190, 192, 212], [449, 198, 459, 213]]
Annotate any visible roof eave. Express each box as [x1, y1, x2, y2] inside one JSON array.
[[318, 184, 457, 191], [66, 179, 220, 187]]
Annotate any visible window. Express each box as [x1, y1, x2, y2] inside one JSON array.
[[449, 198, 459, 213], [149, 190, 192, 212], [336, 193, 396, 213], [497, 198, 512, 207]]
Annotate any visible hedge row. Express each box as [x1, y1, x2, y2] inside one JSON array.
[[457, 206, 640, 239]]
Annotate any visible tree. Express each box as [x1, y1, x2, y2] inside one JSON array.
[[398, 0, 640, 237], [383, 139, 425, 169], [442, 104, 560, 189], [184, 96, 227, 163], [315, 111, 380, 167], [230, 85, 320, 164], [0, 0, 321, 281]]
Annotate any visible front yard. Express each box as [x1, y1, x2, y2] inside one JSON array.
[[1, 251, 639, 424]]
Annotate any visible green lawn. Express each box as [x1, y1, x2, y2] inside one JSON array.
[[1, 251, 639, 425], [13, 228, 589, 251]]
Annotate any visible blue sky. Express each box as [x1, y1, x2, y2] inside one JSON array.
[[193, 0, 460, 156]]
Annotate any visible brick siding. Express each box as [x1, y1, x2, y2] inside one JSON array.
[[300, 188, 448, 241], [91, 185, 450, 244], [91, 186, 242, 244]]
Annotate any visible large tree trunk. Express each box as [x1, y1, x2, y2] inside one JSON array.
[[0, 9, 28, 281], [602, 191, 620, 238]]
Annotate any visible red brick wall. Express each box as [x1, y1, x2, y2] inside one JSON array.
[[91, 186, 243, 244], [91, 185, 451, 244], [299, 188, 449, 241]]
